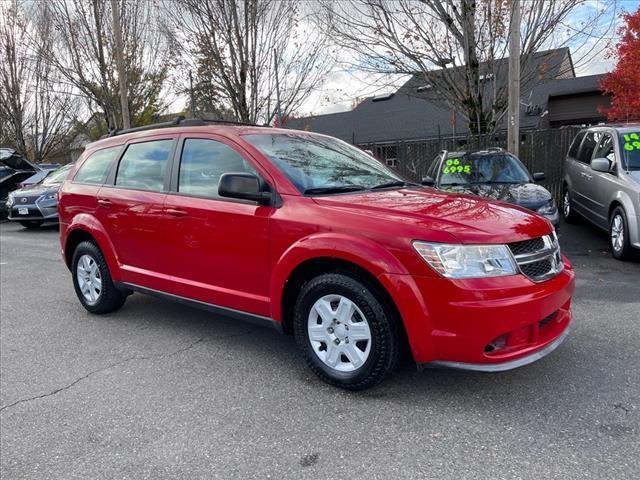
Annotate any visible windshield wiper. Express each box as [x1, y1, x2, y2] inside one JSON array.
[[304, 185, 366, 195], [370, 180, 417, 190]]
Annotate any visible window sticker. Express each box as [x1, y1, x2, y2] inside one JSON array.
[[622, 133, 640, 151], [443, 158, 472, 174]]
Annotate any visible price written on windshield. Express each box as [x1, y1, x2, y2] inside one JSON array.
[[443, 158, 471, 174], [623, 133, 640, 151]]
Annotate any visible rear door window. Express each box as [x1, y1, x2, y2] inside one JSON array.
[[177, 138, 256, 199], [73, 146, 121, 185], [577, 132, 597, 164], [115, 140, 173, 192]]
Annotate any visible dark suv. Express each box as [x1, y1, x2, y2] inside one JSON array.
[[563, 126, 640, 259], [58, 119, 574, 390]]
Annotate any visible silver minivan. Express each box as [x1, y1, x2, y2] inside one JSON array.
[[563, 125, 640, 260]]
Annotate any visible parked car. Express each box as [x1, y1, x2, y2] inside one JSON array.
[[17, 165, 62, 189], [563, 125, 640, 260], [0, 148, 39, 217], [6, 164, 73, 228], [424, 148, 559, 227], [59, 119, 574, 390]]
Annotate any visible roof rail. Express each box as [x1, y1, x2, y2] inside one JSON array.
[[104, 116, 269, 138]]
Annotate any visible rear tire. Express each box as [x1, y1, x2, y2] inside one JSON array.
[[71, 241, 126, 314], [610, 207, 635, 261], [20, 220, 43, 229], [294, 273, 399, 390], [562, 186, 579, 224]]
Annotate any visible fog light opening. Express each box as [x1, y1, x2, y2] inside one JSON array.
[[485, 334, 507, 353]]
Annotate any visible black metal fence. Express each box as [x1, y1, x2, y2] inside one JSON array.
[[360, 126, 582, 203]]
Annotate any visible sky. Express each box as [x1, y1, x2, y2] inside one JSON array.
[[296, 0, 640, 117]]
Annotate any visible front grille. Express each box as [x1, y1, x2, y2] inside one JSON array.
[[508, 234, 563, 282], [521, 259, 552, 278], [15, 195, 40, 204], [508, 237, 545, 255]]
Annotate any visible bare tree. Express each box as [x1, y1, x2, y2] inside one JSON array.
[[44, 0, 174, 132], [0, 0, 78, 161], [319, 0, 619, 134], [0, 0, 29, 153], [169, 0, 333, 124]]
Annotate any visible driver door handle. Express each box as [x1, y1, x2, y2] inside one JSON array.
[[97, 198, 112, 207]]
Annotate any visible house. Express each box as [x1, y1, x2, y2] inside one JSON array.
[[287, 48, 611, 145]]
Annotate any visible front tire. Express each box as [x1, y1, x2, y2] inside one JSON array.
[[294, 273, 399, 390], [71, 241, 126, 314], [20, 220, 43, 229], [562, 186, 578, 224], [610, 207, 635, 260]]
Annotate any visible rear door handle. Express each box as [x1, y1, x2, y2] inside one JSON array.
[[165, 208, 188, 218], [97, 198, 112, 207]]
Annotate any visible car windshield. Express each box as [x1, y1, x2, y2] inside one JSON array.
[[242, 133, 405, 194], [618, 131, 640, 169], [41, 165, 71, 186], [439, 153, 531, 186]]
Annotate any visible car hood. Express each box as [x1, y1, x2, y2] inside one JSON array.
[[312, 187, 552, 244], [11, 183, 59, 196], [627, 170, 640, 186], [439, 182, 552, 209]]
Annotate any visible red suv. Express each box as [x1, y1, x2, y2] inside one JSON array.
[[59, 119, 575, 390]]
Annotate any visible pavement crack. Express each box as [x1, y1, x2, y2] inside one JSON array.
[[0, 329, 256, 414]]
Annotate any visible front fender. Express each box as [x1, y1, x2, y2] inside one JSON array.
[[65, 214, 122, 281], [269, 233, 410, 321]]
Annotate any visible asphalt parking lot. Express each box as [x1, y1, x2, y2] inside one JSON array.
[[1, 219, 638, 479]]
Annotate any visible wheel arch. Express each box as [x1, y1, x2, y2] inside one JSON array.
[[278, 256, 412, 359], [63, 215, 121, 280], [271, 232, 411, 334]]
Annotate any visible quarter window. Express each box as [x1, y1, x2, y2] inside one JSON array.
[[115, 140, 173, 191], [568, 131, 585, 159], [577, 132, 597, 164], [178, 139, 257, 199], [73, 146, 120, 185]]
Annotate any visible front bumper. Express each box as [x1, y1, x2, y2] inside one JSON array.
[[7, 201, 59, 223], [424, 326, 570, 372], [542, 209, 559, 227], [381, 257, 575, 369]]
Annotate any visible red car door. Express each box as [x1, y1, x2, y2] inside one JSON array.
[[95, 137, 176, 291], [162, 135, 273, 316]]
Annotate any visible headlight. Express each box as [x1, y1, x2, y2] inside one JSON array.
[[537, 199, 557, 216], [6, 194, 14, 207], [39, 193, 57, 201], [413, 241, 518, 279]]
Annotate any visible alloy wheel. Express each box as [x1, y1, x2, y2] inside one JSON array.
[[563, 191, 571, 218], [307, 294, 372, 372], [611, 214, 624, 253], [76, 254, 102, 305]]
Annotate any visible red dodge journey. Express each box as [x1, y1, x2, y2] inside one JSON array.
[[59, 119, 575, 390]]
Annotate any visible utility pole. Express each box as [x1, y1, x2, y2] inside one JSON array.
[[189, 70, 196, 118], [507, 0, 520, 156], [110, 0, 130, 129], [273, 49, 282, 127]]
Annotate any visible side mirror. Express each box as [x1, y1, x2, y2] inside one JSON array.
[[218, 173, 272, 205], [532, 172, 545, 182], [590, 157, 611, 173], [421, 176, 435, 186]]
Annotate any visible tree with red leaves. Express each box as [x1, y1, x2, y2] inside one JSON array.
[[600, 8, 640, 122]]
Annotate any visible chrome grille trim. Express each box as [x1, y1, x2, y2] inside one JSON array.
[[508, 234, 563, 283]]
